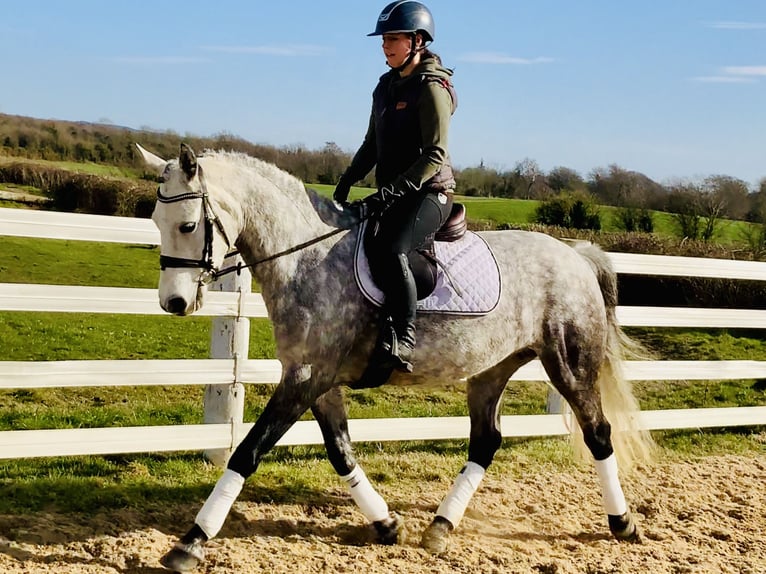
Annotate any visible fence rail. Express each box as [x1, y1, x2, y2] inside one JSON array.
[[1, 206, 765, 460]]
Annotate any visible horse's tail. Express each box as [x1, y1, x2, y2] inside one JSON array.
[[573, 242, 656, 471]]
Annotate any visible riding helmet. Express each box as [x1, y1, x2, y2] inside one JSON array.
[[368, 1, 435, 42]]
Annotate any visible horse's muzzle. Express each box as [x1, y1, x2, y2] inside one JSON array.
[[165, 296, 190, 315]]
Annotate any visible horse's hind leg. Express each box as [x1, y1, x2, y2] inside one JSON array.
[[538, 334, 640, 543], [421, 349, 536, 555], [311, 387, 402, 544]]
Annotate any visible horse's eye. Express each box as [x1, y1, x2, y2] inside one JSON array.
[[179, 222, 198, 234]]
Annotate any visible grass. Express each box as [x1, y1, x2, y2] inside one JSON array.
[[0, 237, 159, 288]]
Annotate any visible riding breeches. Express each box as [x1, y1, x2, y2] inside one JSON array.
[[368, 190, 453, 329]]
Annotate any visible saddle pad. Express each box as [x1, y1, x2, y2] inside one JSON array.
[[354, 222, 502, 315]]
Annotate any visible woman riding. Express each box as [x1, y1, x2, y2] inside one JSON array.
[[334, 0, 458, 375]]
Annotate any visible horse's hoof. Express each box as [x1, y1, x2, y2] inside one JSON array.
[[159, 540, 205, 572], [373, 512, 404, 545], [420, 516, 453, 555], [608, 512, 641, 543]]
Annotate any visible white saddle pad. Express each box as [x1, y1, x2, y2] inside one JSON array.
[[354, 222, 502, 315]]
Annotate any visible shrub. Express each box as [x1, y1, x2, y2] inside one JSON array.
[[615, 207, 654, 233], [534, 192, 601, 230], [0, 161, 155, 217]]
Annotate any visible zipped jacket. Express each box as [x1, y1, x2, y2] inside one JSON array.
[[343, 54, 457, 194]]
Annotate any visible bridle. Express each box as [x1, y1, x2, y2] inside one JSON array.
[[156, 167, 356, 285], [156, 168, 237, 286]]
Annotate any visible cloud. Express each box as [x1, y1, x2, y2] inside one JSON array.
[[457, 52, 554, 65], [111, 56, 211, 65], [692, 65, 766, 83], [201, 44, 330, 56], [723, 65, 766, 76], [706, 21, 766, 30], [692, 75, 757, 84]]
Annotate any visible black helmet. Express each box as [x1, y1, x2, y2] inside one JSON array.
[[368, 1, 435, 43]]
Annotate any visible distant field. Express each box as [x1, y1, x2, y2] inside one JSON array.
[[309, 183, 755, 243], [0, 155, 140, 179]]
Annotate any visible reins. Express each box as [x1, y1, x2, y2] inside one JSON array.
[[157, 169, 363, 283], [212, 224, 351, 280]]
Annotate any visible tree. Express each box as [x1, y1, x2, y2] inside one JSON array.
[[703, 175, 750, 221], [317, 141, 348, 185], [746, 178, 766, 223], [588, 164, 666, 209], [514, 158, 544, 199], [666, 183, 703, 240], [456, 165, 499, 197], [547, 166, 585, 193]]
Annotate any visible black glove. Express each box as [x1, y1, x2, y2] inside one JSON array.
[[333, 176, 352, 208], [362, 180, 411, 217]]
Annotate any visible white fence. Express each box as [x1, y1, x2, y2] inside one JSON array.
[[1, 206, 766, 461]]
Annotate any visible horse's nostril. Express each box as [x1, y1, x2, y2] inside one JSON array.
[[166, 297, 188, 315]]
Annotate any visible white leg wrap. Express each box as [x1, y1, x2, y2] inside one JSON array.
[[195, 469, 245, 539], [436, 461, 486, 527], [594, 454, 628, 516], [341, 465, 390, 523]]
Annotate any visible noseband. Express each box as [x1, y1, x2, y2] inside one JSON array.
[[156, 169, 236, 285]]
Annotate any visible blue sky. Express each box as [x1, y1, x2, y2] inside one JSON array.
[[2, 1, 765, 187]]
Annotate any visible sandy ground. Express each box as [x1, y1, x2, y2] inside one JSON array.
[[0, 454, 764, 574]]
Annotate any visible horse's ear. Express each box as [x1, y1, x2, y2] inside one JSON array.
[[179, 143, 198, 181], [135, 143, 167, 173]]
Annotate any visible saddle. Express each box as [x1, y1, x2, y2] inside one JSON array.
[[355, 203, 502, 316], [434, 202, 468, 243]]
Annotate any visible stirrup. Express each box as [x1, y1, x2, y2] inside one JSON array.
[[376, 327, 414, 374]]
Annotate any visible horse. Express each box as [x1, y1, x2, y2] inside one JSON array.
[[137, 143, 653, 572]]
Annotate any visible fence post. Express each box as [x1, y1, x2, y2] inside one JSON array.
[[204, 253, 250, 467], [546, 387, 571, 416]]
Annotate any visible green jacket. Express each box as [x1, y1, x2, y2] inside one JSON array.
[[343, 54, 457, 194]]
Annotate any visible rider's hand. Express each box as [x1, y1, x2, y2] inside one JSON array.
[[362, 179, 411, 216], [333, 176, 352, 208]]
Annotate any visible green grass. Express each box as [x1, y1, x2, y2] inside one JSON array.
[[0, 236, 160, 287]]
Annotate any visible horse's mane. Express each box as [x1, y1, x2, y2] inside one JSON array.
[[200, 149, 306, 195], [198, 149, 356, 231]]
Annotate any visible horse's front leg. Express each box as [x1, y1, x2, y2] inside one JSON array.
[[160, 363, 330, 572], [311, 387, 402, 545]]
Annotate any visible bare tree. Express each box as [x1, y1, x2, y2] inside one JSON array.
[[514, 157, 544, 199], [588, 164, 665, 208], [547, 166, 585, 193], [318, 141, 348, 185], [703, 175, 750, 221]]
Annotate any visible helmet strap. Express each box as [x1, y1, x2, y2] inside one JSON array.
[[389, 33, 426, 73]]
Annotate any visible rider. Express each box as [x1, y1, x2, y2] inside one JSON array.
[[333, 0, 457, 374]]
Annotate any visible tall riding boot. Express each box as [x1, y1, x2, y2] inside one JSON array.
[[357, 253, 418, 387], [384, 252, 417, 373]]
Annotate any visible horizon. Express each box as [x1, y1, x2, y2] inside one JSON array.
[[2, 1, 765, 187]]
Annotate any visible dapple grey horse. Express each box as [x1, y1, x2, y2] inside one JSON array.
[[137, 143, 653, 572]]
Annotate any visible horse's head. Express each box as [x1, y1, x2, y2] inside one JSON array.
[[136, 143, 238, 316]]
